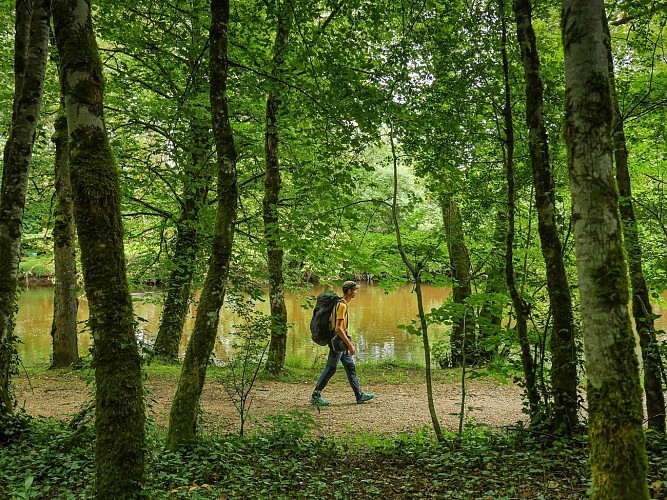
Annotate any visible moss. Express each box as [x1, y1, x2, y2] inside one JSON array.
[[590, 241, 630, 309], [588, 379, 648, 499], [583, 71, 614, 129]]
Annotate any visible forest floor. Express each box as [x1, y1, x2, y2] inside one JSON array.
[[8, 369, 667, 499], [14, 370, 527, 435]]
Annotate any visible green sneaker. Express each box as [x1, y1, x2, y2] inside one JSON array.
[[357, 393, 375, 404], [311, 394, 329, 406]]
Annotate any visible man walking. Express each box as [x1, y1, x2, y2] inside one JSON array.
[[311, 280, 375, 406]]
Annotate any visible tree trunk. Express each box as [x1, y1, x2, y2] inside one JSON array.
[[441, 194, 475, 366], [562, 1, 649, 498], [53, 1, 145, 496], [263, 1, 291, 376], [513, 0, 578, 434], [498, 0, 540, 421], [4, 0, 30, 164], [605, 24, 666, 434], [0, 0, 51, 415], [153, 223, 198, 361], [388, 118, 443, 442], [154, 126, 211, 363], [50, 113, 79, 369], [479, 210, 507, 361], [166, 0, 238, 450]]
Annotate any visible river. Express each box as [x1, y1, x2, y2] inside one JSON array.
[[15, 283, 453, 367], [15, 284, 667, 367]]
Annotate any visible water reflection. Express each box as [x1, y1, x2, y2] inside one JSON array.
[[16, 285, 667, 367], [15, 284, 452, 366]]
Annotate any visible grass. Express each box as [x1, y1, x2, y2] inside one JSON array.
[[18, 254, 54, 279], [19, 356, 514, 388], [139, 357, 468, 385]]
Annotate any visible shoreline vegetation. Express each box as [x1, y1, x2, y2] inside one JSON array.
[[16, 255, 373, 288]]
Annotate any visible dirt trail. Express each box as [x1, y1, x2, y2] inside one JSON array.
[[14, 374, 526, 435]]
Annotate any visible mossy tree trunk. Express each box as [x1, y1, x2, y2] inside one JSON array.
[[0, 0, 51, 415], [154, 124, 211, 363], [4, 0, 30, 160], [263, 1, 291, 376], [498, 0, 540, 421], [604, 23, 666, 434], [561, 1, 649, 497], [153, 222, 198, 361], [513, 0, 578, 434], [50, 113, 79, 369], [166, 0, 238, 450], [52, 0, 146, 496], [479, 210, 507, 361], [441, 194, 475, 366]]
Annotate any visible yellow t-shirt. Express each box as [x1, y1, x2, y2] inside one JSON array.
[[331, 300, 348, 332]]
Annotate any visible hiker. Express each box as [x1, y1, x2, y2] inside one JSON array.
[[311, 280, 375, 406]]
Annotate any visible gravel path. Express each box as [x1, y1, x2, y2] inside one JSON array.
[[14, 374, 527, 436]]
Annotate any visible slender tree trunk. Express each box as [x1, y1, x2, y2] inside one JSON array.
[[166, 0, 238, 450], [388, 118, 443, 441], [263, 1, 291, 376], [53, 1, 145, 496], [498, 0, 539, 420], [479, 210, 507, 361], [50, 113, 79, 369], [0, 0, 51, 415], [154, 126, 211, 363], [562, 1, 649, 497], [4, 0, 30, 164], [513, 0, 578, 434], [605, 24, 666, 434], [441, 194, 475, 366]]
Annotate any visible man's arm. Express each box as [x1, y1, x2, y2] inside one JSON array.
[[335, 318, 355, 355]]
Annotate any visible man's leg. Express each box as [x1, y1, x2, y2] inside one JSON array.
[[312, 349, 342, 404], [340, 352, 363, 401]]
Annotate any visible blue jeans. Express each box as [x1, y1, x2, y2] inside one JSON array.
[[313, 346, 363, 400]]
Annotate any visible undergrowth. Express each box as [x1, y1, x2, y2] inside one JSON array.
[[1, 411, 666, 499]]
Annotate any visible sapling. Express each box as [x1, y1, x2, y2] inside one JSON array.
[[216, 306, 271, 436]]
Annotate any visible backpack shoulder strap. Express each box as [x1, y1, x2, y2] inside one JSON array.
[[332, 298, 348, 329]]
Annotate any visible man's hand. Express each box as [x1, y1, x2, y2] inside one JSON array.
[[348, 344, 356, 356]]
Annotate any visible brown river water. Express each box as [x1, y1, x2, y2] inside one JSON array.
[[15, 283, 453, 366], [15, 284, 667, 367]]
